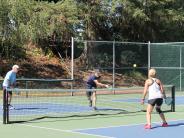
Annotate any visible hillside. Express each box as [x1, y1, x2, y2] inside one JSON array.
[[0, 43, 146, 87], [1, 43, 69, 79]]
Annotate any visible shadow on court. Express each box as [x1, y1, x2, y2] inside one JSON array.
[[7, 109, 143, 124], [152, 122, 184, 129]]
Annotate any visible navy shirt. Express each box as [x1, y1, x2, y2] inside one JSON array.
[[86, 75, 99, 88]]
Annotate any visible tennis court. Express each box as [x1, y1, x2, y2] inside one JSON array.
[[0, 87, 184, 138], [1, 1, 184, 137]]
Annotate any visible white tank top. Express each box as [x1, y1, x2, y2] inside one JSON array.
[[148, 78, 163, 100]]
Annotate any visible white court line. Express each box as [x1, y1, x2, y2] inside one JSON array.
[[0, 119, 113, 138], [18, 124, 114, 138]]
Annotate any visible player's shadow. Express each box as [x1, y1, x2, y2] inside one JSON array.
[[152, 123, 184, 129], [15, 107, 48, 110]]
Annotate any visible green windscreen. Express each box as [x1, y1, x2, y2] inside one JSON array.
[[150, 43, 184, 90]]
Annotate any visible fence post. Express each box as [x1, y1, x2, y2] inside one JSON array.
[[71, 37, 74, 80], [113, 40, 115, 94], [148, 41, 150, 70]]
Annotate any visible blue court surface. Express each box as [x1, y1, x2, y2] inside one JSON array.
[[0, 103, 123, 116], [113, 96, 184, 105], [75, 120, 184, 138], [113, 98, 141, 103], [175, 96, 184, 105], [0, 103, 93, 115], [0, 96, 183, 116]]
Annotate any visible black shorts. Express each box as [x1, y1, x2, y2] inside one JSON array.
[[148, 98, 163, 106], [86, 85, 96, 97], [3, 88, 12, 95]]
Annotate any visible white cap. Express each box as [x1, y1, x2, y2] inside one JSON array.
[[12, 65, 19, 69]]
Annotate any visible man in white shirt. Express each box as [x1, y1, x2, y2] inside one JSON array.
[[3, 65, 19, 109]]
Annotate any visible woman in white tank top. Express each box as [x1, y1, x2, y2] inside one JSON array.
[[148, 78, 163, 100], [141, 68, 168, 129]]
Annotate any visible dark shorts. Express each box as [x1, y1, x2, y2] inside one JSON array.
[[3, 87, 12, 95], [86, 84, 96, 97], [148, 98, 163, 106]]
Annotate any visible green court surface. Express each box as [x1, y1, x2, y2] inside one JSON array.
[[0, 109, 184, 138], [0, 91, 184, 138]]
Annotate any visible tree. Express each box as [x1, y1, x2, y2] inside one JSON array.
[[75, 0, 184, 42], [1, 0, 184, 60], [0, 0, 12, 58]]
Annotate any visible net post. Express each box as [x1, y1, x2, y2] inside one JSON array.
[[3, 88, 8, 124], [171, 85, 175, 112], [71, 37, 74, 80]]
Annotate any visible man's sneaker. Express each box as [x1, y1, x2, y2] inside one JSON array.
[[8, 104, 15, 110], [144, 124, 151, 129], [93, 107, 97, 110], [162, 122, 168, 127], [89, 100, 92, 107]]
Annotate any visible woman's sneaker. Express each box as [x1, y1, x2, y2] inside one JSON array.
[[162, 123, 168, 127], [144, 124, 151, 129]]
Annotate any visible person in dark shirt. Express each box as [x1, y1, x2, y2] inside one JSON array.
[[86, 70, 109, 110]]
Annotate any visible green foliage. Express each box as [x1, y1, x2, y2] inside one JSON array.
[[129, 71, 146, 81], [0, 0, 184, 61], [75, 0, 184, 42], [0, 0, 80, 59]]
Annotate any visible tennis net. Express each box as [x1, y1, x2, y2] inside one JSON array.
[[2, 85, 175, 124]]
